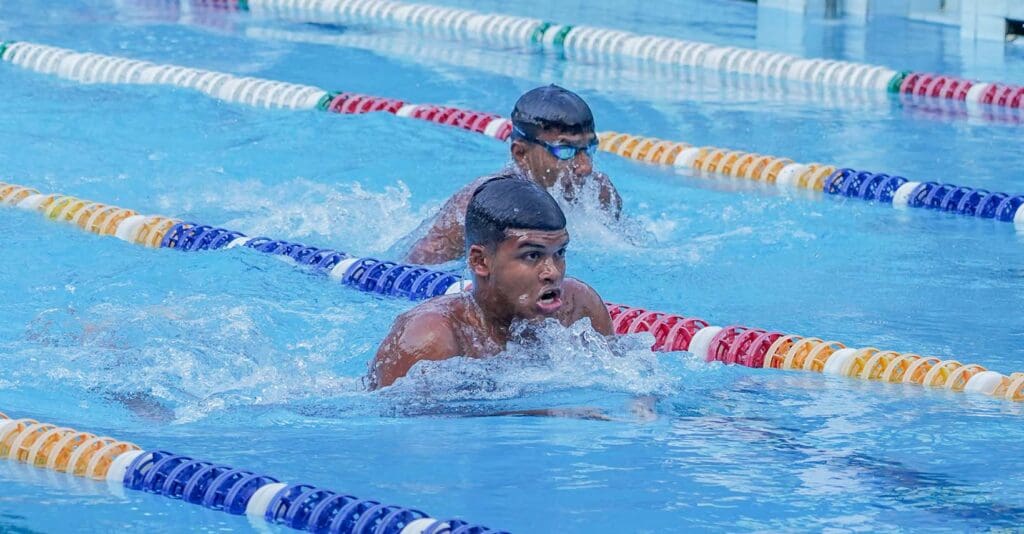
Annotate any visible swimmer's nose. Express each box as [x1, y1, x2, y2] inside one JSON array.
[[539, 256, 563, 283]]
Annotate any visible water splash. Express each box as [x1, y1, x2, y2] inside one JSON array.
[[157, 177, 431, 255], [16, 296, 367, 424], [381, 318, 683, 409]]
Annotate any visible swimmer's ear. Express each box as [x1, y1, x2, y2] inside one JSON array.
[[510, 139, 529, 164], [467, 244, 491, 278]]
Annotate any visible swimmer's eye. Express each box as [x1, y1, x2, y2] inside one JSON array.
[[555, 248, 567, 259], [522, 251, 542, 262]]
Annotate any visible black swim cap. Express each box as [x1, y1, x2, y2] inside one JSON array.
[[511, 84, 595, 138], [465, 173, 567, 251]]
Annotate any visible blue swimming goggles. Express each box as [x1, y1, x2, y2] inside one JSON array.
[[512, 125, 599, 161]]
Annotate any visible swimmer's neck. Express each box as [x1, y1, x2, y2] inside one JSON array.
[[467, 287, 518, 345]]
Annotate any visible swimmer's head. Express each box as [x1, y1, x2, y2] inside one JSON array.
[[466, 174, 569, 320], [510, 85, 598, 189]]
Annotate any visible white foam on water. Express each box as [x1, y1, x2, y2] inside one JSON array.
[[21, 294, 369, 424], [382, 318, 680, 404], [157, 177, 431, 256]]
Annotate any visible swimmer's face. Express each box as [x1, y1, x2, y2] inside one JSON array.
[[470, 227, 569, 320], [512, 128, 596, 190]]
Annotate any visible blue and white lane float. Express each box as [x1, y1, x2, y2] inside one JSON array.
[[163, 224, 468, 299], [2, 39, 1023, 228], [3, 180, 1024, 404], [0, 182, 469, 299], [0, 412, 504, 533]]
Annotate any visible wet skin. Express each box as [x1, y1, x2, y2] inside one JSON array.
[[404, 128, 623, 265], [370, 228, 613, 389]]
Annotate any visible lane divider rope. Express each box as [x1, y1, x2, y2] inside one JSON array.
[[2, 40, 1022, 229], [0, 182, 468, 300], [605, 304, 1024, 402], [0, 412, 503, 533], [114, 5, 1024, 127], [597, 134, 1024, 224], [171, 0, 1024, 111], [3, 181, 1021, 404], [240, 26, 895, 113]]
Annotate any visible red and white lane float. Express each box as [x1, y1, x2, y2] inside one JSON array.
[[607, 304, 1024, 402]]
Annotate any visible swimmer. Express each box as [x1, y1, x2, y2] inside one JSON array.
[[404, 84, 622, 265], [370, 174, 614, 389]]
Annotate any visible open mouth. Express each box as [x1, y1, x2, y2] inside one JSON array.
[[536, 287, 563, 313]]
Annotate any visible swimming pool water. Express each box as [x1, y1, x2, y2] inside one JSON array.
[[2, 0, 1024, 531]]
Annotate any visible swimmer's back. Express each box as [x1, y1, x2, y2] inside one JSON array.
[[404, 175, 497, 265]]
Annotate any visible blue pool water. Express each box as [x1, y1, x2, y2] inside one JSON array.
[[2, 0, 1024, 531]]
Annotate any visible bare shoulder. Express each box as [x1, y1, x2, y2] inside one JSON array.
[[563, 278, 604, 309], [390, 299, 460, 351], [563, 278, 614, 335], [429, 175, 492, 227], [404, 176, 495, 264], [446, 175, 493, 211], [369, 297, 462, 388]]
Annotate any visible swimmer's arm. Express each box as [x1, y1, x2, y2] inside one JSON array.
[[492, 407, 613, 421], [405, 188, 473, 265], [594, 172, 623, 219], [103, 391, 176, 423], [501, 397, 658, 421], [484, 399, 657, 422], [368, 311, 458, 389]]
